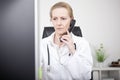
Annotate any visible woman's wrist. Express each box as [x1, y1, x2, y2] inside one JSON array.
[[69, 43, 76, 55]]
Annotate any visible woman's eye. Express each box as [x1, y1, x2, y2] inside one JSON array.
[[53, 18, 57, 20], [61, 18, 66, 20]]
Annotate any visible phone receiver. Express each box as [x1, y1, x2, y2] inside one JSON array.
[[68, 19, 76, 33], [60, 19, 76, 42], [62, 19, 76, 35]]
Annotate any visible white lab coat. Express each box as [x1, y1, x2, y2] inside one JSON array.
[[40, 32, 93, 80]]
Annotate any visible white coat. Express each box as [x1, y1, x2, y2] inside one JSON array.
[[40, 32, 93, 80]]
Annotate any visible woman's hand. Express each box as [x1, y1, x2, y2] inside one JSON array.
[[60, 31, 75, 54]]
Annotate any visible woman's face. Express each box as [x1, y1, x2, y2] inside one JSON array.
[[51, 7, 71, 35]]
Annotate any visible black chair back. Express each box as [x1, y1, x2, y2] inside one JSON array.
[[42, 26, 82, 38]]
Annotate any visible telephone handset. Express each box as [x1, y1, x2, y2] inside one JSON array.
[[60, 19, 76, 42], [68, 19, 76, 33]]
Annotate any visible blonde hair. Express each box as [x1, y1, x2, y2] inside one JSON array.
[[50, 2, 74, 19]]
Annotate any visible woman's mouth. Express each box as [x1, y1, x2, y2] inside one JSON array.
[[57, 28, 64, 31]]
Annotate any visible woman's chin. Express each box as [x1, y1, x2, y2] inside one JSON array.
[[56, 32, 64, 35]]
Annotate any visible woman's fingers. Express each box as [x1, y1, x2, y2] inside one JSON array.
[[66, 30, 70, 35], [60, 33, 75, 54], [61, 33, 73, 44]]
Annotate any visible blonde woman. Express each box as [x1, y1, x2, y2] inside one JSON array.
[[40, 2, 93, 80]]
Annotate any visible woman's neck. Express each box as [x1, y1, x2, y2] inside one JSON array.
[[54, 33, 64, 47]]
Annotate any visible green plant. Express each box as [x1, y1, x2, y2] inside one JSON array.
[[39, 67, 42, 80], [96, 43, 107, 62]]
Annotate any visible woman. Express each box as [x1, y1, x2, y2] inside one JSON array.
[[40, 2, 93, 80]]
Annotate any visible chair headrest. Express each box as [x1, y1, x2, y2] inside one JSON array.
[[42, 26, 82, 38]]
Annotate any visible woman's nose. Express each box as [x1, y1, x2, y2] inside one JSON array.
[[57, 19, 62, 26]]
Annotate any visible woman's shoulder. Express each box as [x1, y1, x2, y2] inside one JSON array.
[[41, 36, 50, 44], [41, 32, 54, 44]]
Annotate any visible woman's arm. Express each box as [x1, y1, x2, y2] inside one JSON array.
[[65, 38, 93, 80]]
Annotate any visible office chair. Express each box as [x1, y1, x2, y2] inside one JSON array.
[[42, 26, 82, 38]]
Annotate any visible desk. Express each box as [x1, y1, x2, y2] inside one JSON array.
[[92, 67, 120, 80]]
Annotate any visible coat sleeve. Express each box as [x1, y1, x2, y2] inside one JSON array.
[[65, 38, 93, 80]]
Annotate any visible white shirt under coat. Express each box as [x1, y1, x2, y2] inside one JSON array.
[[40, 32, 93, 80]]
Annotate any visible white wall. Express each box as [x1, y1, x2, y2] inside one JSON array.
[[38, 0, 120, 67]]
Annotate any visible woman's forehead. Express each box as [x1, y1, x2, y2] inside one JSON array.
[[52, 8, 69, 17]]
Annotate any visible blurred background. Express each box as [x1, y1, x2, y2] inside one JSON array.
[[0, 0, 35, 80]]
